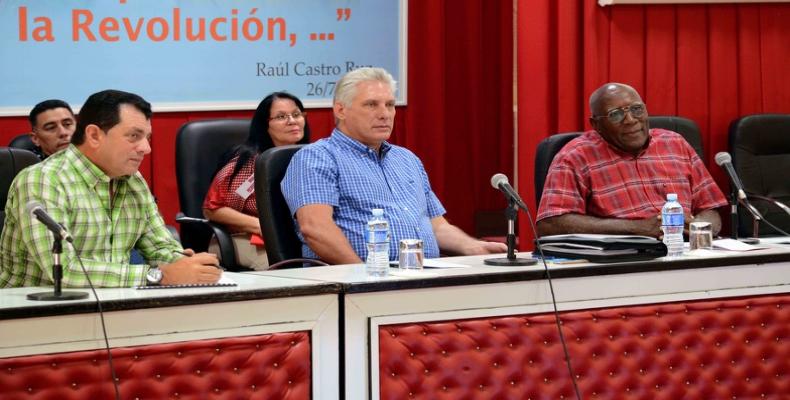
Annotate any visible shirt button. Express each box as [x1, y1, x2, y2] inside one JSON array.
[[403, 207, 409, 211]]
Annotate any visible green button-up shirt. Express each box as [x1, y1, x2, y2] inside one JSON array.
[[0, 145, 182, 287]]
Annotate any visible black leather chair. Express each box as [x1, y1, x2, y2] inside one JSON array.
[[254, 145, 327, 268], [1, 148, 40, 231], [728, 114, 790, 237], [174, 119, 250, 271], [649, 116, 704, 160], [8, 134, 36, 153], [534, 132, 582, 206]]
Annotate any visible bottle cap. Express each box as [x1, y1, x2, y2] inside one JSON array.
[[372, 208, 384, 216], [666, 193, 678, 201]]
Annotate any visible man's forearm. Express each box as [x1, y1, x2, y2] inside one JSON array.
[[304, 229, 362, 265], [537, 213, 660, 238], [434, 222, 478, 255], [692, 209, 722, 236]]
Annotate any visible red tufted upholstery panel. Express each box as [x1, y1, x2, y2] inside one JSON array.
[[379, 294, 790, 399], [0, 331, 311, 400]]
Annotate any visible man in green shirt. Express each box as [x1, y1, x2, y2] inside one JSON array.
[[0, 90, 221, 288]]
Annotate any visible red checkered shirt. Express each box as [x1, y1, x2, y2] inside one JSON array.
[[203, 156, 258, 232], [536, 129, 727, 222]]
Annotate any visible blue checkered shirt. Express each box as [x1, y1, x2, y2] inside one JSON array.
[[281, 129, 446, 261]]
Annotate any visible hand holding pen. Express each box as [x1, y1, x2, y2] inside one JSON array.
[[160, 250, 223, 285], [175, 249, 225, 270]]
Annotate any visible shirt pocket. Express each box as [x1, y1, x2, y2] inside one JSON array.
[[394, 176, 427, 211], [338, 164, 390, 210]]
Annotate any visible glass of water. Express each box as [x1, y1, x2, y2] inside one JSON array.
[[398, 239, 424, 271], [689, 222, 713, 250]]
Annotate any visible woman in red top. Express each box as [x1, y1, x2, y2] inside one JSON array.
[[203, 92, 310, 269]]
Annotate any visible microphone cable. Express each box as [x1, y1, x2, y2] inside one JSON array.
[[67, 243, 122, 400], [522, 209, 583, 400], [737, 198, 790, 237]]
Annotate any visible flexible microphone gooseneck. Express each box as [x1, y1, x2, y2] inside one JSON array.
[[25, 201, 88, 301], [714, 152, 748, 201], [22, 201, 119, 397], [487, 173, 582, 399], [490, 173, 530, 212], [485, 174, 537, 266], [714, 152, 778, 241], [26, 201, 73, 242]]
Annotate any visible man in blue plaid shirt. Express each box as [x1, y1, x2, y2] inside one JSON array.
[[281, 68, 507, 264], [0, 90, 221, 287]]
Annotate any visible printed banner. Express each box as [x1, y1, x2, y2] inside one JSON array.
[[0, 0, 406, 115]]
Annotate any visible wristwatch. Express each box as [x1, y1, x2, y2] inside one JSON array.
[[146, 266, 163, 285]]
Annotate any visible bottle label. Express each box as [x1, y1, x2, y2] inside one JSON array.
[[662, 213, 684, 227], [367, 228, 389, 243]]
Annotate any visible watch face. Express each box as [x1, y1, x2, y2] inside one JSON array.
[[146, 267, 163, 284]]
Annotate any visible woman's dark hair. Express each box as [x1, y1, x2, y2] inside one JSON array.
[[221, 92, 311, 186]]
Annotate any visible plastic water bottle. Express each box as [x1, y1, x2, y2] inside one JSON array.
[[661, 193, 685, 257], [365, 209, 390, 277]]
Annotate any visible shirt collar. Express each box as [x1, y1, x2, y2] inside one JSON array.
[[330, 128, 392, 157], [593, 129, 654, 159], [62, 145, 128, 188]]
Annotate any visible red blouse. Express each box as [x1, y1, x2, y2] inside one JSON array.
[[203, 156, 258, 218]]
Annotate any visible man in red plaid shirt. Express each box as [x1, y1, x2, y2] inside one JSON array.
[[536, 83, 727, 238]]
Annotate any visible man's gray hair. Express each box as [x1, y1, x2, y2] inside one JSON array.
[[334, 67, 397, 107]]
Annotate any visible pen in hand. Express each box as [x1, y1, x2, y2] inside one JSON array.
[[174, 250, 225, 271]]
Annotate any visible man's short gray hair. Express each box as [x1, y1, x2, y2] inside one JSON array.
[[334, 67, 397, 107]]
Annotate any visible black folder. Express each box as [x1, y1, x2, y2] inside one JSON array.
[[536, 234, 668, 263]]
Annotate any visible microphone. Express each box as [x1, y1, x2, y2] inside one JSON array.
[[714, 152, 764, 243], [490, 173, 529, 211], [485, 173, 537, 267], [26, 201, 73, 243], [714, 152, 747, 201]]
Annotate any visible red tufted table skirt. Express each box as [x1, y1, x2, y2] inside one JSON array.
[[0, 331, 311, 399], [379, 294, 790, 399]]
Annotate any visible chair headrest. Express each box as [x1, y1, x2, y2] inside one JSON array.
[[534, 132, 582, 205], [1, 147, 40, 216], [175, 119, 250, 217], [648, 116, 704, 159], [730, 114, 790, 156], [8, 134, 36, 152], [254, 144, 306, 264]]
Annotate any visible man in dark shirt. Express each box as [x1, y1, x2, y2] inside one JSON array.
[[27, 99, 76, 160]]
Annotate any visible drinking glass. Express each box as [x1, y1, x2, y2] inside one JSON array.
[[398, 239, 424, 271], [689, 222, 713, 250]]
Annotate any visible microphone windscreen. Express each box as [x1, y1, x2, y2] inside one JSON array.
[[25, 200, 43, 215], [714, 152, 732, 166], [490, 173, 509, 189]]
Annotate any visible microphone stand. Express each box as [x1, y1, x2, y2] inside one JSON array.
[[744, 200, 761, 244], [27, 234, 89, 301], [485, 199, 537, 266], [730, 187, 760, 245], [730, 189, 739, 241]]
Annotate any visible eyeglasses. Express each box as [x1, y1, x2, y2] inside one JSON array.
[[269, 111, 306, 123], [593, 103, 646, 124]]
